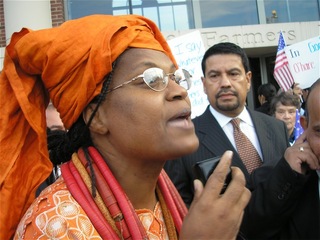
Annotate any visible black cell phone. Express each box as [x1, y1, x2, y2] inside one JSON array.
[[192, 156, 232, 194]]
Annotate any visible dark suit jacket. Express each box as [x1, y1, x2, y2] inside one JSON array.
[[164, 106, 289, 207], [242, 159, 320, 239]]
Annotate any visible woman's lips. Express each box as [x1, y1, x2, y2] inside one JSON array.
[[167, 110, 193, 129]]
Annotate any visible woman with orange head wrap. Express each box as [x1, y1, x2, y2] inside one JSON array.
[[0, 14, 250, 239]]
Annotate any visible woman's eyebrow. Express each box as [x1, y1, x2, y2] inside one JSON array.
[[141, 61, 175, 71]]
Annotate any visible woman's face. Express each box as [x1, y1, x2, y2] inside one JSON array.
[[274, 103, 296, 135], [91, 48, 199, 161]]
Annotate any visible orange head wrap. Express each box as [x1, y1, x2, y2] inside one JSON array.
[[0, 14, 177, 239]]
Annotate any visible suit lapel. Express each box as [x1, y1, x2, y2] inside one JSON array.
[[195, 107, 249, 177], [248, 109, 269, 162]]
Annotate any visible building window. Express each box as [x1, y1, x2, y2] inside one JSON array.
[[67, 0, 194, 31], [264, 0, 320, 23], [66, 0, 320, 29], [197, 0, 259, 28], [67, 0, 113, 19], [113, 0, 194, 31]]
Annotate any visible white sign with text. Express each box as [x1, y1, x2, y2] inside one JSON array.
[[285, 35, 320, 89], [168, 31, 208, 118]]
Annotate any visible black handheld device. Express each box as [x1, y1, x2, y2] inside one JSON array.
[[192, 156, 232, 194]]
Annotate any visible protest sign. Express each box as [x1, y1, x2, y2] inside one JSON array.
[[168, 31, 208, 118], [285, 35, 320, 89]]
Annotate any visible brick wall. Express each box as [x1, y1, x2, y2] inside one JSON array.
[[50, 0, 65, 27], [0, 0, 6, 47]]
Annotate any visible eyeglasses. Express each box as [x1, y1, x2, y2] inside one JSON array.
[[107, 67, 192, 93]]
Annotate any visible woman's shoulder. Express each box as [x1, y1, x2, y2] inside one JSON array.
[[14, 177, 101, 239]]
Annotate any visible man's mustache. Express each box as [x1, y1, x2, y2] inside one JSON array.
[[216, 89, 238, 98]]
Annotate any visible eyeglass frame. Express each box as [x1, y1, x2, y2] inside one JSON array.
[[106, 67, 192, 93]]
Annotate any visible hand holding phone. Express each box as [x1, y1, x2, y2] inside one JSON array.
[[181, 151, 251, 240], [193, 156, 232, 194]]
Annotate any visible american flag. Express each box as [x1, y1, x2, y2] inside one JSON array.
[[273, 31, 294, 91], [294, 108, 304, 141]]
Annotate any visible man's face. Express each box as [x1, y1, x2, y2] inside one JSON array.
[[274, 103, 296, 134], [306, 84, 320, 159], [201, 54, 251, 118]]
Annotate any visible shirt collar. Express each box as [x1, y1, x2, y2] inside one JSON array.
[[209, 106, 253, 127]]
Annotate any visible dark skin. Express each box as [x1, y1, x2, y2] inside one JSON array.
[[85, 48, 197, 210], [84, 48, 251, 239], [284, 83, 320, 174]]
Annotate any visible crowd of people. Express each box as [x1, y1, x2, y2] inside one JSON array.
[[0, 14, 318, 239], [165, 42, 319, 238], [242, 78, 320, 238], [0, 14, 250, 240], [164, 42, 289, 207]]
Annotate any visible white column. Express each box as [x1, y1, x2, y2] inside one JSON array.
[[0, 47, 4, 70], [192, 0, 202, 29], [4, 0, 52, 44], [256, 0, 267, 24]]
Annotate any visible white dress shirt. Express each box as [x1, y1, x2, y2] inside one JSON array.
[[209, 106, 264, 161]]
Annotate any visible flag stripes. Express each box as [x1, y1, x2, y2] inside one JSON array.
[[273, 31, 294, 91]]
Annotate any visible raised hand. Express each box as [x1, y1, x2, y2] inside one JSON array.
[[180, 151, 251, 240]]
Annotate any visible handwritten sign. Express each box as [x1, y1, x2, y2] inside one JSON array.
[[285, 35, 320, 89], [168, 31, 208, 118]]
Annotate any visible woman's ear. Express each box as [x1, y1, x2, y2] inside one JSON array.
[[83, 104, 109, 135]]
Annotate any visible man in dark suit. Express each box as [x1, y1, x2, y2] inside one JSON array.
[[164, 42, 289, 208], [241, 78, 320, 239]]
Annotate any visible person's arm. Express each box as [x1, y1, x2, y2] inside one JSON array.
[[180, 151, 251, 239], [240, 131, 319, 238], [241, 158, 309, 238]]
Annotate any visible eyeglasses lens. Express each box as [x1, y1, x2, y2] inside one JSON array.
[[143, 67, 192, 91], [175, 69, 192, 90], [144, 68, 167, 91]]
